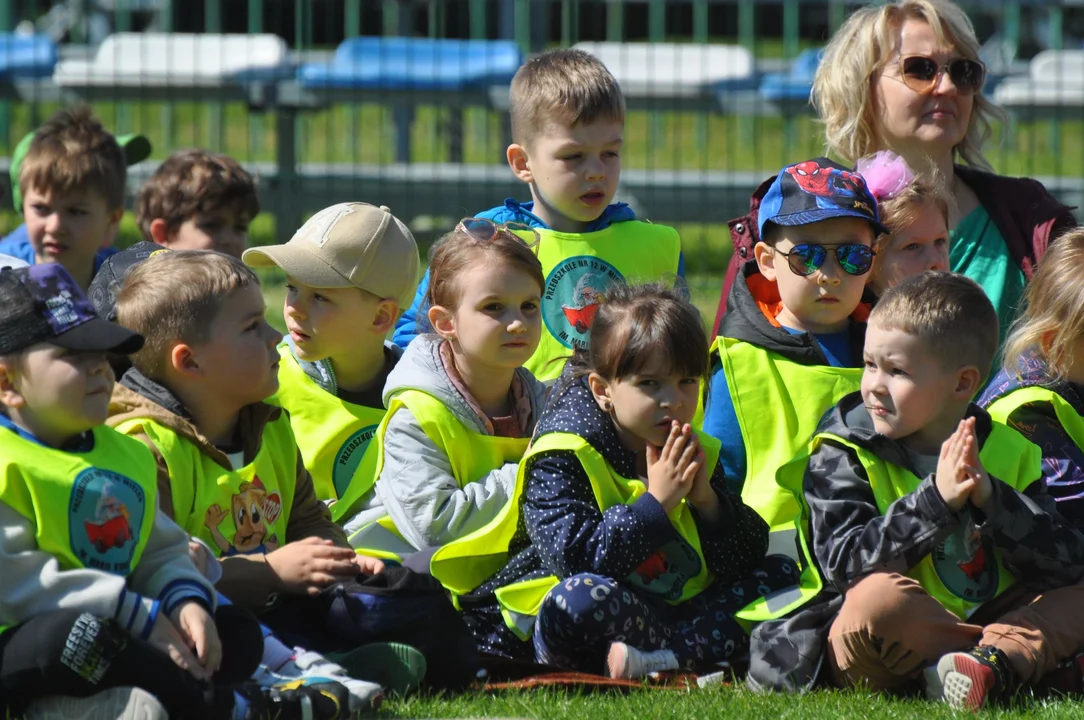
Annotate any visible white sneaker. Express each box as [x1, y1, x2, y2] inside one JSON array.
[[24, 687, 167, 720], [606, 643, 679, 679], [255, 650, 383, 713]]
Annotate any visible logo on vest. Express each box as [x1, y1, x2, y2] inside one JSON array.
[[69, 468, 146, 575], [932, 526, 998, 603], [204, 478, 282, 557], [542, 255, 624, 349], [627, 537, 702, 600], [334, 425, 379, 499]]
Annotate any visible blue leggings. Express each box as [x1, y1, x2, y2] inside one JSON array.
[[533, 554, 797, 673]]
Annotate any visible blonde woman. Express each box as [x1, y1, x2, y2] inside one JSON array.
[[715, 0, 1076, 342]]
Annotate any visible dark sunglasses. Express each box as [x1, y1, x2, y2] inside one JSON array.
[[774, 243, 875, 277], [895, 54, 985, 96]]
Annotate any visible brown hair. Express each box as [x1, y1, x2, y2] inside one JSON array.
[[1002, 229, 1084, 382], [584, 282, 709, 384], [877, 175, 951, 239], [425, 225, 544, 311], [116, 250, 259, 379], [870, 270, 998, 382], [509, 48, 626, 146], [136, 149, 259, 240], [20, 106, 126, 209]]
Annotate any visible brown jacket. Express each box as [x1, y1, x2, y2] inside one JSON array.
[[107, 371, 349, 612]]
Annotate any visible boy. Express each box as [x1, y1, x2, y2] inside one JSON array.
[[0, 263, 325, 719], [775, 272, 1084, 708], [391, 47, 683, 383], [0, 108, 135, 291], [242, 203, 419, 522]]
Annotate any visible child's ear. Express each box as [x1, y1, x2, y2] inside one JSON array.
[[954, 365, 982, 400], [0, 360, 24, 409], [148, 218, 171, 247], [507, 144, 533, 184], [753, 241, 778, 282], [427, 304, 456, 340], [587, 372, 613, 412], [169, 342, 203, 379], [1039, 329, 1058, 357], [371, 299, 399, 335]]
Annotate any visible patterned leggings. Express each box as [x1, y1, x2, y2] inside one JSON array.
[[533, 554, 797, 673]]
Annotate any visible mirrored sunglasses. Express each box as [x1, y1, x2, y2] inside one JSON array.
[[456, 217, 540, 250], [775, 243, 875, 277]]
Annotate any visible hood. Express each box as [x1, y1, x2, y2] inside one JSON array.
[[978, 351, 1084, 413], [717, 259, 869, 367], [477, 199, 637, 232]]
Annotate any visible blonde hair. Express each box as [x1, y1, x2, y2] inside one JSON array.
[[509, 48, 625, 146], [115, 250, 259, 378], [812, 0, 1005, 170], [878, 175, 950, 239], [1002, 229, 1084, 382]]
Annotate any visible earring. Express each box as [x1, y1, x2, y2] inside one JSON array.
[[600, 400, 612, 412]]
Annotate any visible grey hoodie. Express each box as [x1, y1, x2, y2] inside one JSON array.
[[342, 334, 548, 551]]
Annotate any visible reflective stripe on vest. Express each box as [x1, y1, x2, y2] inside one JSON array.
[[523, 223, 680, 383], [348, 389, 530, 562], [114, 415, 297, 558], [822, 424, 1041, 619], [986, 385, 1084, 451], [431, 429, 721, 640], [269, 345, 385, 523]]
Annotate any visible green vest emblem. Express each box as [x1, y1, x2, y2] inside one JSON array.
[[542, 255, 623, 349], [932, 527, 999, 603], [334, 424, 379, 499], [70, 467, 146, 575]]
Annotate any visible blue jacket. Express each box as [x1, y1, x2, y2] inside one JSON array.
[[391, 199, 683, 348], [0, 224, 118, 275]]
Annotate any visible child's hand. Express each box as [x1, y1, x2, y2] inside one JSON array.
[[266, 537, 359, 595], [353, 553, 385, 577], [935, 419, 976, 512], [646, 421, 699, 513], [171, 601, 222, 678], [148, 611, 207, 681], [684, 435, 718, 516], [959, 417, 993, 510], [188, 539, 211, 576]]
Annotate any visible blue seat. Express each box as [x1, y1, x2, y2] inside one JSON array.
[[298, 37, 523, 91], [759, 48, 822, 103], [0, 34, 57, 81]]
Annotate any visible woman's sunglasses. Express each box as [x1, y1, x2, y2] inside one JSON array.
[[456, 217, 541, 250], [774, 243, 876, 277], [895, 54, 986, 96]]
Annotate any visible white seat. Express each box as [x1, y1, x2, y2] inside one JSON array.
[[572, 42, 754, 98], [994, 50, 1084, 110]]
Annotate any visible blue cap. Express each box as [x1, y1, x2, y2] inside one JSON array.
[[758, 157, 887, 240]]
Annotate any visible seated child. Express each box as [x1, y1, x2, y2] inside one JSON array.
[[792, 271, 1084, 708], [392, 48, 683, 384], [427, 283, 794, 675], [0, 107, 132, 290], [344, 219, 547, 556], [856, 150, 950, 300], [242, 203, 419, 523], [981, 229, 1084, 527], [0, 263, 331, 719]]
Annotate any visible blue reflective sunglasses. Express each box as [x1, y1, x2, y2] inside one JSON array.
[[774, 243, 875, 277]]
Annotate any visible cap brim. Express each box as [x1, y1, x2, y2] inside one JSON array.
[[769, 209, 888, 238], [53, 318, 145, 355], [116, 134, 152, 166], [243, 245, 354, 289]]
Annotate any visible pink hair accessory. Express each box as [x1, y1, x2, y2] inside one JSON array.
[[855, 150, 915, 202]]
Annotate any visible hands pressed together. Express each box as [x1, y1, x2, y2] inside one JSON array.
[[935, 416, 993, 512], [647, 421, 718, 519]]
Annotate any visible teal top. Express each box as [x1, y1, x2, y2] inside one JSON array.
[[950, 205, 1026, 346]]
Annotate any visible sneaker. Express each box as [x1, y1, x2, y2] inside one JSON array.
[[254, 650, 383, 713], [234, 677, 352, 720], [326, 642, 427, 697], [24, 687, 167, 720], [607, 643, 679, 680], [924, 645, 1014, 711]]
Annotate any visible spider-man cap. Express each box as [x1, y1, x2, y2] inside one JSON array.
[[758, 157, 888, 239]]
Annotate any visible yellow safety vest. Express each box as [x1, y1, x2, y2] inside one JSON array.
[[0, 425, 157, 577], [114, 415, 297, 559], [522, 222, 681, 383], [348, 390, 529, 562], [269, 344, 386, 523], [431, 430, 721, 640], [986, 385, 1084, 451], [824, 423, 1041, 619]]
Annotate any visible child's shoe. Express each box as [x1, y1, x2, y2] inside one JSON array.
[[924, 645, 1014, 710], [24, 686, 167, 720], [254, 648, 383, 712], [326, 642, 427, 697], [234, 677, 353, 720], [607, 642, 679, 680]]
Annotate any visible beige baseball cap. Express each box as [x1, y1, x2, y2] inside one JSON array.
[[243, 203, 419, 308]]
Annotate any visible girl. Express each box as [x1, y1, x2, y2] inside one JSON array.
[[857, 150, 951, 300], [980, 229, 1084, 528], [345, 219, 548, 557]]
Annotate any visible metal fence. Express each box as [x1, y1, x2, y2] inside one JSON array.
[[1, 0, 1082, 291]]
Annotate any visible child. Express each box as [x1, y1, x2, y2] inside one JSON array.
[[856, 150, 950, 299], [786, 271, 1084, 708], [392, 48, 683, 384], [342, 219, 548, 557], [427, 283, 794, 675], [137, 149, 259, 258], [981, 229, 1084, 527], [0, 108, 131, 290], [0, 263, 330, 719], [242, 203, 419, 523]]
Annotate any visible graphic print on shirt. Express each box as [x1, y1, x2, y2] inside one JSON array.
[[204, 477, 282, 556], [70, 468, 146, 575], [542, 255, 624, 349]]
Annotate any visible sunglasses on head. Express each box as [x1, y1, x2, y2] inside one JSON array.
[[774, 243, 876, 277], [456, 217, 540, 249], [895, 54, 985, 96]]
